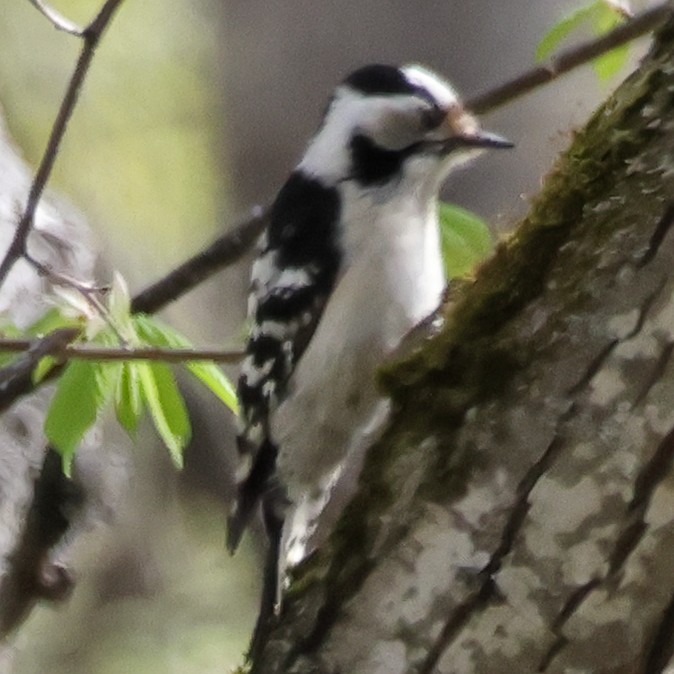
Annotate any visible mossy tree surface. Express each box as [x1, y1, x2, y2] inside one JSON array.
[[251, 18, 674, 674]]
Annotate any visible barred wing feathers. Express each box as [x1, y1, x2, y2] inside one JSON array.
[[227, 172, 342, 551]]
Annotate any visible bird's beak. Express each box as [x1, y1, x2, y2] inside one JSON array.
[[439, 106, 514, 152], [457, 130, 514, 150]]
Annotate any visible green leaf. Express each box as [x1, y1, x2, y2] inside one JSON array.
[[132, 313, 189, 347], [0, 353, 18, 369], [32, 355, 58, 384], [591, 4, 630, 80], [108, 271, 136, 341], [94, 326, 121, 347], [592, 43, 630, 80], [137, 361, 191, 468], [536, 1, 630, 80], [22, 310, 82, 380], [115, 362, 144, 434], [535, 3, 600, 61], [594, 0, 627, 33], [0, 319, 21, 368], [183, 360, 238, 413], [438, 203, 493, 279], [133, 314, 238, 413], [108, 272, 131, 322], [0, 317, 22, 339], [45, 360, 119, 475]]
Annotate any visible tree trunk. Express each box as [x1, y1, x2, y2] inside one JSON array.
[[250, 15, 674, 674]]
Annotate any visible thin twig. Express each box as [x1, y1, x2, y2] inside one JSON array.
[[27, 0, 83, 36], [0, 0, 125, 286], [467, 2, 671, 114], [0, 338, 244, 364], [25, 253, 126, 342]]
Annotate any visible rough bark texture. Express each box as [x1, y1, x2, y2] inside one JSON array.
[[250, 16, 674, 674]]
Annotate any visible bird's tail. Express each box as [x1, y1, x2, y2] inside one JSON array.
[[227, 437, 279, 553], [226, 484, 258, 553]]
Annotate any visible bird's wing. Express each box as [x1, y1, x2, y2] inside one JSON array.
[[227, 172, 342, 551]]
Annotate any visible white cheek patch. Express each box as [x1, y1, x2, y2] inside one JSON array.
[[371, 99, 428, 150]]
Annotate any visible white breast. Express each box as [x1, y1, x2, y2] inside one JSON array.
[[272, 183, 444, 497]]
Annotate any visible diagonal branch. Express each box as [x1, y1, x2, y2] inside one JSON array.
[[0, 328, 80, 398]]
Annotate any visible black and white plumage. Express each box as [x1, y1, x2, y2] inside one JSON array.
[[227, 64, 512, 622]]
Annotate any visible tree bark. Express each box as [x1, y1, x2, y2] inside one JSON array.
[[250, 15, 674, 674]]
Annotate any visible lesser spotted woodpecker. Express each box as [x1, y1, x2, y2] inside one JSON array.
[[227, 63, 512, 621]]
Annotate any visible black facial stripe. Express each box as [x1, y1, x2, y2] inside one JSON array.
[[421, 103, 446, 130], [349, 134, 423, 187]]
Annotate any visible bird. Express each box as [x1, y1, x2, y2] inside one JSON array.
[[226, 63, 512, 650]]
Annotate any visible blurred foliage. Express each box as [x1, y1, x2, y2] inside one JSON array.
[[0, 0, 229, 283]]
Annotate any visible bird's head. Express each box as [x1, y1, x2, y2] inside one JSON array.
[[299, 63, 512, 192]]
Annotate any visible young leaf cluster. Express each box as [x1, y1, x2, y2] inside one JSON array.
[[12, 275, 240, 475]]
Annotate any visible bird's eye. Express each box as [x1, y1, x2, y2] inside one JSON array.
[[420, 104, 445, 130]]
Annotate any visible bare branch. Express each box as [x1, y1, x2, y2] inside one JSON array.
[[0, 0, 125, 286], [467, 2, 672, 114], [25, 253, 130, 343], [27, 0, 83, 35], [0, 338, 244, 364]]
